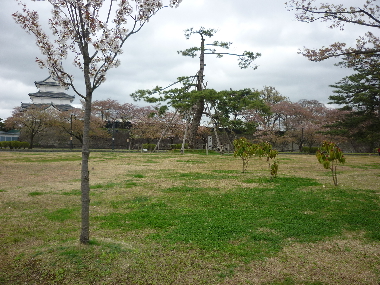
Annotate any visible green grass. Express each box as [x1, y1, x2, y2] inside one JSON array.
[[96, 176, 380, 261], [28, 191, 45, 196], [348, 163, 380, 170], [4, 154, 82, 163], [90, 182, 119, 189], [90, 180, 137, 190], [60, 189, 81, 196], [212, 169, 241, 174], [171, 149, 221, 155], [161, 171, 229, 180], [143, 159, 159, 163], [44, 208, 78, 222], [162, 185, 219, 193]]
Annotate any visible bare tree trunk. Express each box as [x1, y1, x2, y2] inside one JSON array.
[[188, 98, 204, 148], [80, 93, 92, 245], [80, 41, 92, 244]]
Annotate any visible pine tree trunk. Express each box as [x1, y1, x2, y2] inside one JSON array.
[[188, 98, 204, 148], [188, 36, 205, 149]]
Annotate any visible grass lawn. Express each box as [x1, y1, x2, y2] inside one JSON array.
[[0, 151, 379, 284]]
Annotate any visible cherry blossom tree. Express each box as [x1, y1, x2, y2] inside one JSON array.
[[5, 106, 54, 149], [286, 0, 380, 67], [54, 108, 109, 146], [13, 0, 182, 244], [92, 98, 121, 121]]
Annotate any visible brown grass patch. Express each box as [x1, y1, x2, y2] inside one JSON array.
[[223, 235, 380, 284]]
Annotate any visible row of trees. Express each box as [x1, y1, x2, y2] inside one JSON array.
[[3, 100, 185, 149], [3, 85, 373, 152]]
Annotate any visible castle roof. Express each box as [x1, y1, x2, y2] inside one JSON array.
[[28, 91, 75, 101], [34, 76, 66, 88], [21, 103, 75, 112]]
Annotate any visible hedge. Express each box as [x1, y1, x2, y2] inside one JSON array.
[[302, 146, 318, 154], [142, 143, 156, 151], [0, 141, 30, 149]]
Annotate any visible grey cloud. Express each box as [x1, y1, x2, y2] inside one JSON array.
[[0, 0, 361, 119]]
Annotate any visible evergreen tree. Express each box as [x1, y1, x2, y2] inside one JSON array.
[[327, 62, 380, 150]]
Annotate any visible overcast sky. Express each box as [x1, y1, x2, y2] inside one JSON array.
[[0, 0, 368, 120]]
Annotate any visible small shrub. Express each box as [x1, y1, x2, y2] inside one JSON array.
[[233, 139, 279, 177], [316, 141, 345, 186], [20, 142, 30, 149], [0, 141, 11, 149], [256, 141, 279, 178], [11, 141, 21, 149], [233, 137, 256, 173], [170, 143, 188, 150]]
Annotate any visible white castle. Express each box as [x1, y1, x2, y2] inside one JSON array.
[[21, 76, 75, 111]]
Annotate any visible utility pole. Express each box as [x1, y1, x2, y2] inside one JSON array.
[[70, 113, 74, 150], [112, 121, 115, 151]]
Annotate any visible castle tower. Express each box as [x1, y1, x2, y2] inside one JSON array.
[[21, 76, 75, 111]]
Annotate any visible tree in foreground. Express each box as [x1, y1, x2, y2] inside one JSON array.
[[13, 0, 182, 244]]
